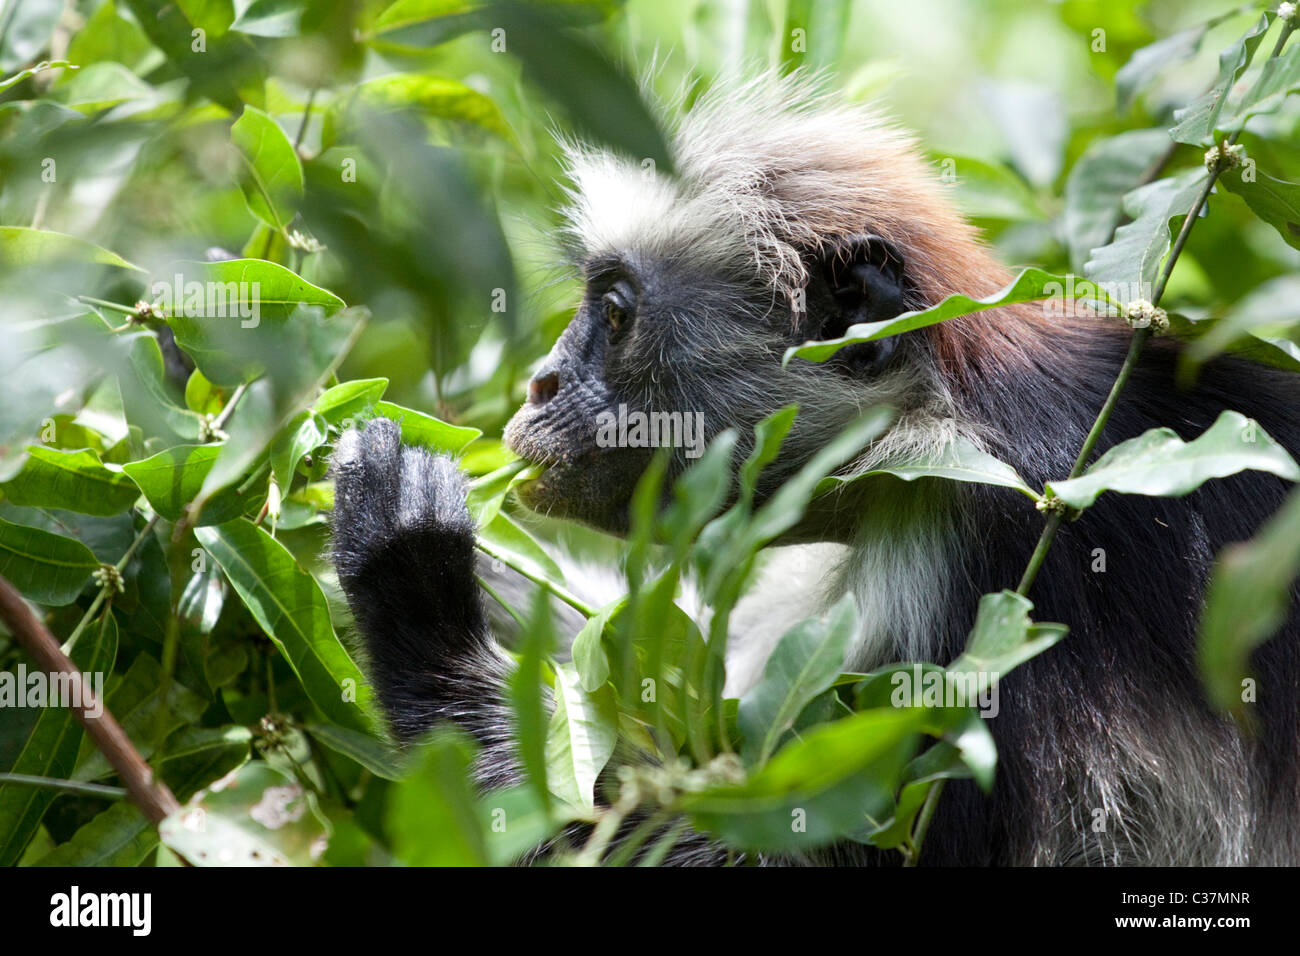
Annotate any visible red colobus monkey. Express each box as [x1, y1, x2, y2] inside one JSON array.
[[331, 76, 1300, 865]]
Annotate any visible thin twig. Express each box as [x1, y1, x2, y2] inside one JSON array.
[[0, 574, 181, 825], [62, 513, 161, 655], [904, 777, 946, 867], [474, 538, 596, 617]]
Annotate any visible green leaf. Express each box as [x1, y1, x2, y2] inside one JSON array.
[[1, 446, 140, 516], [478, 783, 564, 866], [314, 378, 388, 425], [814, 436, 1038, 501], [738, 594, 858, 766], [231, 0, 306, 36], [0, 0, 63, 72], [387, 729, 489, 866], [372, 400, 481, 454], [1169, 11, 1275, 146], [156, 725, 254, 800], [1181, 275, 1300, 375], [30, 803, 157, 867], [545, 662, 617, 810], [1084, 168, 1208, 289], [324, 72, 513, 147], [466, 458, 540, 528], [122, 0, 266, 113], [1046, 411, 1300, 510], [196, 519, 375, 733], [0, 227, 143, 271], [1221, 167, 1300, 251], [34, 724, 252, 866], [683, 707, 923, 852], [1115, 15, 1226, 113], [0, 517, 100, 605], [478, 511, 567, 589], [744, 408, 894, 547], [185, 369, 224, 415], [304, 722, 407, 780], [231, 105, 304, 230], [1198, 488, 1300, 716], [72, 652, 208, 780], [1063, 129, 1174, 273], [269, 410, 327, 489], [48, 61, 154, 112], [784, 268, 1118, 365], [158, 259, 345, 385], [0, 611, 117, 866], [947, 591, 1068, 693], [570, 598, 623, 692], [366, 0, 484, 50], [122, 444, 247, 525], [120, 332, 208, 443], [66, 3, 156, 72], [1218, 43, 1300, 135], [160, 761, 330, 866]]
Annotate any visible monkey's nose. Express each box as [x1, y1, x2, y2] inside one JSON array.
[[527, 372, 560, 406]]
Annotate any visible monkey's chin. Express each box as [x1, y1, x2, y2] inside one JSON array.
[[509, 459, 631, 535]]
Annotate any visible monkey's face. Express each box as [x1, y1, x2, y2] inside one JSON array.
[[503, 238, 913, 536]]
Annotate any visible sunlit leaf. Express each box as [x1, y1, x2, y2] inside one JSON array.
[[1169, 11, 1275, 146], [231, 105, 304, 230], [1, 446, 140, 516], [1046, 411, 1300, 510], [738, 594, 857, 765], [196, 519, 375, 733], [545, 662, 616, 809], [785, 268, 1118, 365], [815, 437, 1038, 500]]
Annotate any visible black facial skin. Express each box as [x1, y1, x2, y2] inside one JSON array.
[[503, 237, 911, 535]]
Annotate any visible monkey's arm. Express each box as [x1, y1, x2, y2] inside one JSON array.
[[331, 418, 736, 864], [330, 418, 520, 789]]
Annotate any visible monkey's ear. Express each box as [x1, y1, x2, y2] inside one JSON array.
[[812, 235, 907, 372]]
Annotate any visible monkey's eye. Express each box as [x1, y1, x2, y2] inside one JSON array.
[[602, 283, 635, 333]]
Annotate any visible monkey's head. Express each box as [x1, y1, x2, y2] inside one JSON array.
[[505, 75, 1027, 535]]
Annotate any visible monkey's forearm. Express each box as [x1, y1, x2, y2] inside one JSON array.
[[331, 418, 527, 788]]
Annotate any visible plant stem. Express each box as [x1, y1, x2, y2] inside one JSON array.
[[904, 777, 946, 867], [0, 574, 181, 825], [62, 513, 161, 655], [474, 538, 596, 617], [475, 574, 528, 628], [0, 773, 127, 799], [1017, 327, 1151, 595], [211, 382, 249, 433], [76, 294, 137, 316], [294, 88, 317, 153]]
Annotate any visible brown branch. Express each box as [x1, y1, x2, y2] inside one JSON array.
[[0, 574, 181, 825]]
